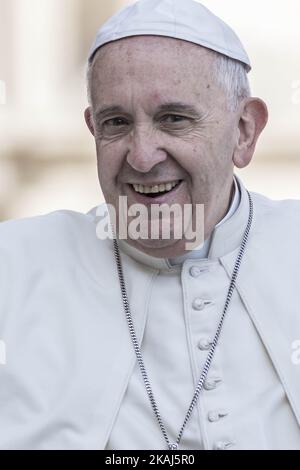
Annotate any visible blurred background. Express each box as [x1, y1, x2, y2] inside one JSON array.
[[0, 0, 299, 220]]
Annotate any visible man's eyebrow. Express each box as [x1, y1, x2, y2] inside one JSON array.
[[155, 102, 201, 115], [94, 102, 201, 121], [94, 106, 126, 121]]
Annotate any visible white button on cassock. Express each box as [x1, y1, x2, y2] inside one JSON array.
[[204, 377, 222, 391], [197, 339, 213, 351], [214, 440, 236, 450], [208, 409, 228, 422], [192, 298, 213, 311], [192, 298, 205, 311], [189, 266, 208, 278]]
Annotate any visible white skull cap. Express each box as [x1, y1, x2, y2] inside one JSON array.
[[88, 0, 251, 71]]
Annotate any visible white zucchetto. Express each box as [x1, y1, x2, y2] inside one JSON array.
[[88, 0, 251, 71]]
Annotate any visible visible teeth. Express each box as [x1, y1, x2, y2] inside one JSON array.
[[132, 181, 180, 195]]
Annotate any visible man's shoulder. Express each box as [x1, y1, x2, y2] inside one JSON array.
[[251, 190, 300, 221], [0, 205, 111, 262], [250, 191, 300, 250], [0, 209, 91, 244]]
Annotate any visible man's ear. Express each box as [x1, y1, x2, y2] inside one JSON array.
[[233, 98, 268, 169], [84, 107, 95, 136]]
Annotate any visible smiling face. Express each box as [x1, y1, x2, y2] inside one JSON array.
[[86, 36, 241, 258]]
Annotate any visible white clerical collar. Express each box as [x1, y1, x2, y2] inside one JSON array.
[[168, 176, 240, 266]]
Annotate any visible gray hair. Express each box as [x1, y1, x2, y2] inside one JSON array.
[[211, 51, 251, 111], [86, 62, 93, 108], [86, 49, 251, 111]]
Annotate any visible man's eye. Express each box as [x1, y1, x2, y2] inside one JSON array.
[[103, 118, 128, 127], [161, 115, 187, 123]]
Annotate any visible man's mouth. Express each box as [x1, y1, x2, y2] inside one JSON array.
[[130, 180, 182, 198]]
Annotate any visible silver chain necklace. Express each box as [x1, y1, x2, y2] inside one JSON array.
[[112, 191, 253, 451]]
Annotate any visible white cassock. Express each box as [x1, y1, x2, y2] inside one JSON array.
[[0, 176, 300, 450]]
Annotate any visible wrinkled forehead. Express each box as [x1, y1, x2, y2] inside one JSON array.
[[89, 35, 220, 104], [91, 35, 215, 73]]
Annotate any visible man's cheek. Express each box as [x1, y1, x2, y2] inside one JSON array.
[[98, 161, 117, 182]]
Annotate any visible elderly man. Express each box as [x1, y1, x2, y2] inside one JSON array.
[[0, 0, 300, 451]]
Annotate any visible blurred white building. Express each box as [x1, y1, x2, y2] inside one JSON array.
[[0, 0, 299, 220]]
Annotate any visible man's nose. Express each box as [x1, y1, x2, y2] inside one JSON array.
[[126, 128, 167, 173]]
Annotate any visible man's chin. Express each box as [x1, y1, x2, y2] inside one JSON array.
[[125, 237, 190, 259]]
